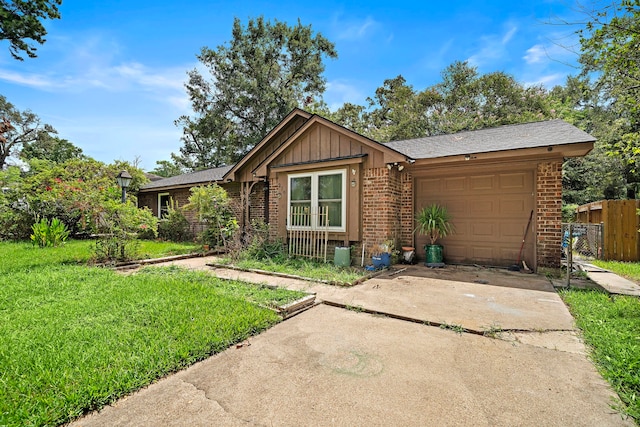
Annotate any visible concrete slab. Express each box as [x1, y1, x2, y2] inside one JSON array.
[[278, 275, 576, 333], [141, 257, 576, 333], [580, 263, 640, 296], [70, 305, 631, 427]]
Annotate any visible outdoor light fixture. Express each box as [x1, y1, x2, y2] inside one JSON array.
[[398, 165, 405, 171], [116, 170, 133, 203], [464, 154, 471, 161]]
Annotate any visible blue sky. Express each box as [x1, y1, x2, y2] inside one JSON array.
[[0, 0, 583, 170]]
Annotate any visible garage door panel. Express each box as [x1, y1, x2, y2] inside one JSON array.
[[470, 222, 495, 237], [439, 199, 467, 216], [500, 222, 527, 239], [500, 198, 528, 215], [499, 172, 529, 189], [471, 246, 497, 261], [444, 176, 466, 191], [418, 178, 442, 194], [415, 170, 534, 267], [470, 199, 495, 216], [470, 175, 495, 191], [445, 244, 469, 261]]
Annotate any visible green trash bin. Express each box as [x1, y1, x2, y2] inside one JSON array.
[[334, 246, 351, 267]]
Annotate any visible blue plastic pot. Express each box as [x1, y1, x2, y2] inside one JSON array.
[[372, 252, 391, 268]]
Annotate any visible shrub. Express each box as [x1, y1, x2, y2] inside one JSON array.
[[562, 204, 578, 223], [230, 219, 285, 261], [30, 217, 69, 247], [185, 184, 237, 248], [158, 203, 193, 242], [92, 202, 158, 263]]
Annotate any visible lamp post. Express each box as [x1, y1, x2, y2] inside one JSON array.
[[115, 170, 133, 203]]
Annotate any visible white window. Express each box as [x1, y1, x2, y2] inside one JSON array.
[[158, 193, 170, 218], [288, 170, 346, 231]]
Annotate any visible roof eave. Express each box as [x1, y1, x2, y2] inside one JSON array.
[[408, 141, 594, 167]]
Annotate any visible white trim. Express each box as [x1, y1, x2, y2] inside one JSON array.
[[158, 192, 170, 218], [287, 169, 346, 232]]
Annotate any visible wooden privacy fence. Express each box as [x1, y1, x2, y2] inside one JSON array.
[[577, 200, 640, 261], [287, 205, 329, 262]]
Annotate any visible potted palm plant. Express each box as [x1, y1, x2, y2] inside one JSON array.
[[415, 204, 454, 267]]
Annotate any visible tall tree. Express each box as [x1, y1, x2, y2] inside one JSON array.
[[577, 0, 640, 196], [175, 17, 337, 170], [150, 159, 184, 178], [20, 133, 84, 163], [0, 95, 56, 169], [366, 75, 438, 142], [330, 62, 553, 142], [0, 0, 62, 60]]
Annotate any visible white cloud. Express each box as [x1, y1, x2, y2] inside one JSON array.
[[467, 23, 519, 67], [332, 15, 379, 41], [0, 69, 58, 89], [325, 80, 366, 110], [524, 44, 547, 64], [523, 73, 566, 88], [502, 26, 517, 44], [113, 63, 186, 91]]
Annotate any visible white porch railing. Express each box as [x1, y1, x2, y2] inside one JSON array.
[[287, 205, 329, 262]]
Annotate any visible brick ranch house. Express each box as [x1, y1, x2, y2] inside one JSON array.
[[138, 109, 594, 270]]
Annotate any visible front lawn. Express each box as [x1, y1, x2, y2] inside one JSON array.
[[0, 243, 304, 426], [560, 288, 640, 422], [218, 256, 368, 284], [0, 239, 199, 270], [591, 260, 640, 284]]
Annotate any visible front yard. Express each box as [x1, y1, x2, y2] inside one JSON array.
[[0, 241, 305, 426], [561, 288, 640, 421]]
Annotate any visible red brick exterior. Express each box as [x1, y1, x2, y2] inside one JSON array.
[[400, 171, 413, 248], [140, 159, 565, 270], [268, 177, 281, 241], [249, 182, 266, 223], [362, 167, 403, 255], [536, 161, 563, 267]]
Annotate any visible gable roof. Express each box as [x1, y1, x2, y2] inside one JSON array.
[[385, 119, 595, 159], [249, 113, 409, 177], [140, 165, 233, 191], [224, 108, 312, 181]]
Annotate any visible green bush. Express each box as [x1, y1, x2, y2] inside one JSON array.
[[185, 184, 238, 248], [562, 203, 578, 223], [30, 217, 70, 247], [92, 202, 158, 262], [158, 204, 192, 242], [237, 220, 285, 261]]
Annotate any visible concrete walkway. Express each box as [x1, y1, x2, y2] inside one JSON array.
[[578, 262, 640, 296], [71, 258, 634, 426]]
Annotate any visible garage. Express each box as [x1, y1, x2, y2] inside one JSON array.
[[415, 167, 535, 267]]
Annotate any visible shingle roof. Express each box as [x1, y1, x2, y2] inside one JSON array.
[[385, 119, 595, 159], [140, 165, 234, 191]]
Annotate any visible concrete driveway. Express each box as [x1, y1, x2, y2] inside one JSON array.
[[73, 263, 632, 426]]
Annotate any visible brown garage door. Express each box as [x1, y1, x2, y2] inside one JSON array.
[[415, 170, 535, 267]]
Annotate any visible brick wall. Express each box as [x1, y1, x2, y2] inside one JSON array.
[[249, 182, 266, 223], [400, 171, 413, 248], [362, 167, 402, 255], [268, 177, 281, 240], [536, 161, 563, 267]]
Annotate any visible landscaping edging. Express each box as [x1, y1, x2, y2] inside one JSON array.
[[206, 262, 388, 287], [109, 250, 221, 270]]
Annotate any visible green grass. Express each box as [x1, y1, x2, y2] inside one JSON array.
[[0, 244, 304, 426], [219, 256, 368, 283], [591, 260, 640, 284], [560, 288, 640, 422], [0, 239, 199, 271]]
